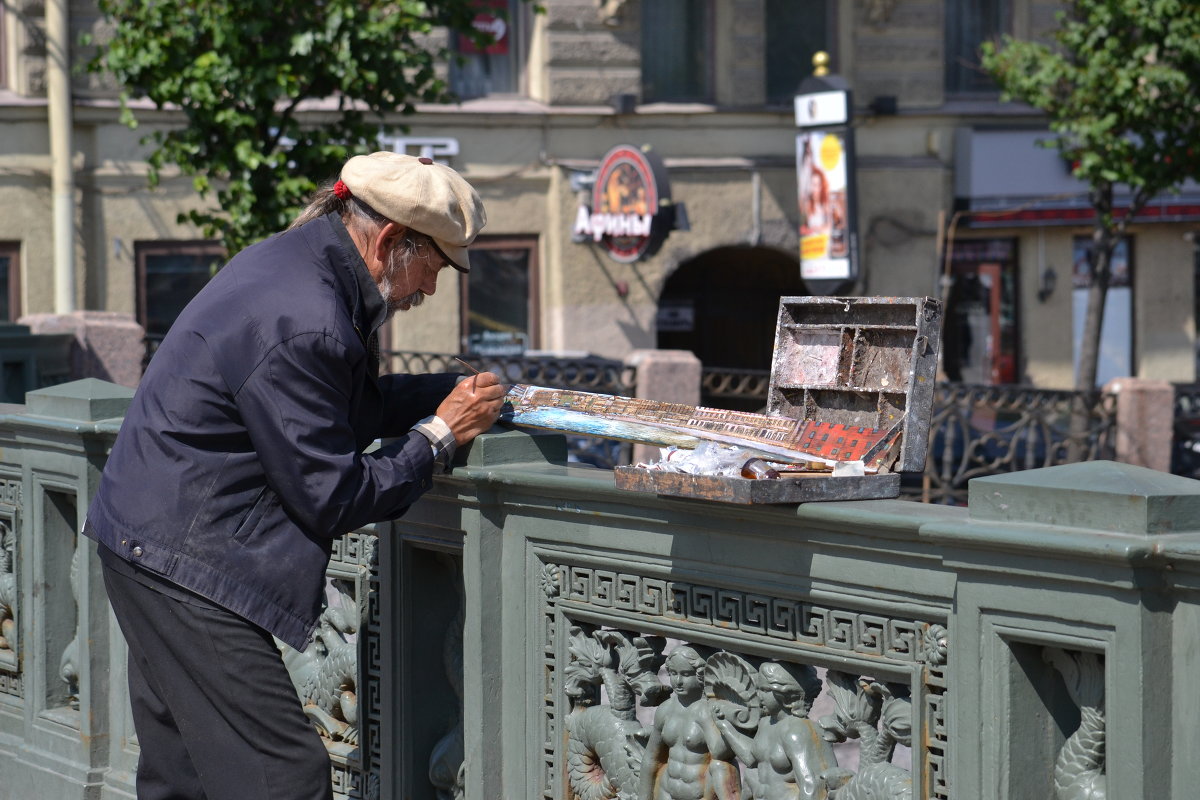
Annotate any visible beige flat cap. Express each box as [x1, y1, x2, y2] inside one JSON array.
[[340, 152, 486, 273]]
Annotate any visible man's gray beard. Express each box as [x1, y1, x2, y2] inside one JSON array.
[[377, 248, 425, 319]]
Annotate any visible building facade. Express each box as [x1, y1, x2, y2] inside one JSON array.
[[1, 0, 1196, 387]]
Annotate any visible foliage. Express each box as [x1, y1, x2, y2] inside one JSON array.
[[980, 0, 1200, 391], [85, 0, 531, 252]]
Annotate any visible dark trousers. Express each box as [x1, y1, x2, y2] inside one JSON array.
[[102, 560, 334, 800]]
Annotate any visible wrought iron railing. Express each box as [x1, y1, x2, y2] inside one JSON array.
[[384, 351, 636, 468], [705, 368, 1122, 505], [1172, 383, 1200, 480], [909, 383, 1118, 505], [700, 366, 772, 412]]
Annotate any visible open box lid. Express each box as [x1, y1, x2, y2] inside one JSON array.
[[766, 296, 942, 474]]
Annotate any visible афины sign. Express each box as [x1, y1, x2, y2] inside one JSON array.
[[573, 144, 673, 263]]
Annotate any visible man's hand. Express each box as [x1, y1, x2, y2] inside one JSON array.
[[436, 372, 506, 446]]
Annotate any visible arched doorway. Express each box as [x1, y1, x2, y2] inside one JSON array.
[[656, 246, 804, 408]]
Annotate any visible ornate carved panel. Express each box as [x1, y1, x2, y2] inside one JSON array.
[[0, 476, 20, 699], [544, 561, 951, 800], [281, 527, 380, 800]]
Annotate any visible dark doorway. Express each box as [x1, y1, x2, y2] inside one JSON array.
[[656, 246, 804, 408]]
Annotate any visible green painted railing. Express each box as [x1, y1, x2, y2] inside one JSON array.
[[3, 380, 1199, 799]]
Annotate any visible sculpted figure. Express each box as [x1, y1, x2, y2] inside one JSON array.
[[0, 523, 17, 663], [638, 646, 740, 800], [563, 626, 667, 800], [818, 672, 913, 800], [1044, 648, 1106, 800], [713, 661, 838, 800]]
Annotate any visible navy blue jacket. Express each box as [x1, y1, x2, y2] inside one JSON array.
[[85, 213, 457, 649]]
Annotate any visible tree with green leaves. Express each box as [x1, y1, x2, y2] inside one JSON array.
[[86, 0, 531, 253], [981, 1, 1200, 398]]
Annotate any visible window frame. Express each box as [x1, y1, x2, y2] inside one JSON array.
[[448, 0, 529, 100], [458, 235, 540, 354], [944, 0, 1012, 99], [0, 242, 21, 321], [764, 0, 835, 108], [641, 0, 715, 104], [134, 240, 225, 339]]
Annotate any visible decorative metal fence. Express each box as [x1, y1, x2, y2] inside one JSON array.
[[1172, 383, 1200, 480], [910, 383, 1118, 505], [704, 368, 1121, 506], [700, 365, 772, 412]]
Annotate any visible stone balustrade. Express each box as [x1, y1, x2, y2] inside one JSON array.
[[2, 380, 1199, 799]]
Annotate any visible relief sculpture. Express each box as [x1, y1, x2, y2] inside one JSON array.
[[564, 624, 668, 800], [817, 671, 913, 800], [562, 634, 923, 800], [1043, 648, 1106, 800], [710, 658, 838, 800], [282, 579, 360, 745], [0, 522, 16, 669], [638, 645, 741, 800], [59, 543, 81, 708]]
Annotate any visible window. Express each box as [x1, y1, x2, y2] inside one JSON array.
[[765, 0, 829, 106], [0, 243, 20, 321], [641, 0, 713, 103], [945, 0, 1011, 96], [461, 237, 538, 356], [0, 4, 7, 90], [449, 0, 523, 99], [135, 242, 224, 343], [1072, 235, 1134, 385]]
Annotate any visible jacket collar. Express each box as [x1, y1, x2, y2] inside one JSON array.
[[324, 212, 388, 340]]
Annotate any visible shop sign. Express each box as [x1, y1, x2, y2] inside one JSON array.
[[468, 329, 527, 356], [573, 144, 673, 263], [656, 303, 695, 332]]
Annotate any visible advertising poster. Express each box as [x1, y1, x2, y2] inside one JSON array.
[[797, 131, 852, 281]]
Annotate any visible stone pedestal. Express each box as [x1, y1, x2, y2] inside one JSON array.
[[623, 348, 701, 464], [1105, 376, 1174, 472], [20, 311, 145, 389]]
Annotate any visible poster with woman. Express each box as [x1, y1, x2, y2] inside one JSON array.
[[797, 130, 851, 280]]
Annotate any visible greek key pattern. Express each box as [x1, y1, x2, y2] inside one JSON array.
[[331, 762, 361, 798], [327, 527, 378, 800], [331, 529, 377, 569], [541, 564, 560, 799], [0, 478, 21, 510], [0, 671, 20, 698], [924, 666, 949, 798], [560, 565, 927, 663], [362, 556, 382, 794]]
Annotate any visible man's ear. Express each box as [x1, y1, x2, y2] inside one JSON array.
[[374, 222, 407, 263]]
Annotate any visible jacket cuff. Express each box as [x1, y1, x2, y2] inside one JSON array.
[[412, 415, 456, 472]]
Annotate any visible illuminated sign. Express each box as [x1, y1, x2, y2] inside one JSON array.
[[573, 144, 673, 263]]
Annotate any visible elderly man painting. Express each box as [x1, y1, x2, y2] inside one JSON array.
[[85, 152, 505, 800]]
